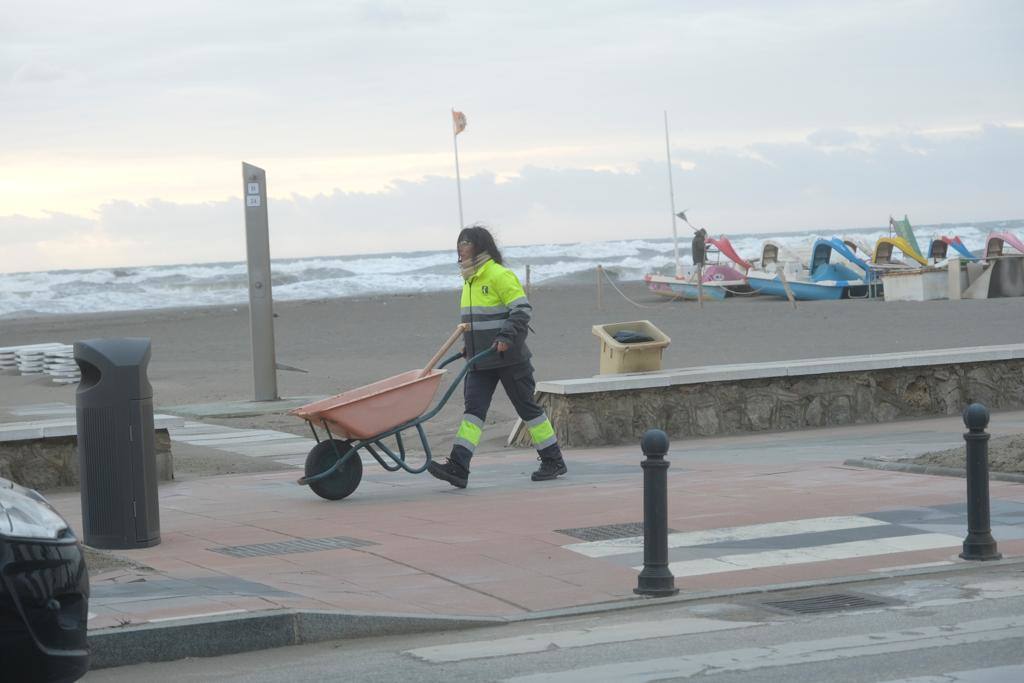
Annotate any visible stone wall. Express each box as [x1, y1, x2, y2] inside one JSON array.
[[515, 359, 1024, 448], [0, 429, 174, 490]]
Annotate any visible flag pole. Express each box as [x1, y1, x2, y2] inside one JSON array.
[[452, 108, 465, 229], [663, 111, 682, 278]]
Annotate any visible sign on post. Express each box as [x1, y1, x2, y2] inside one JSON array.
[[242, 162, 279, 401]]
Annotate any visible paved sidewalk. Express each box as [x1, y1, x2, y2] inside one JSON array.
[[36, 409, 1024, 666]]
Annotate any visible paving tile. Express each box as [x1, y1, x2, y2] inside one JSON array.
[[527, 566, 638, 597], [99, 596, 239, 620], [673, 566, 794, 592], [465, 575, 618, 612], [303, 591, 437, 615], [383, 582, 532, 615]]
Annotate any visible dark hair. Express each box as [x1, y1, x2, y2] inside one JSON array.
[[457, 224, 504, 265]]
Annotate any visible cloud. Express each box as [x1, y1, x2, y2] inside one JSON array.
[[0, 211, 97, 246], [807, 128, 862, 148], [354, 1, 445, 27], [2, 124, 1021, 272], [11, 62, 69, 84], [2, 1, 1021, 161]]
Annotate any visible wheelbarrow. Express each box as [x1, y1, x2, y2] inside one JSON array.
[[290, 324, 494, 500]]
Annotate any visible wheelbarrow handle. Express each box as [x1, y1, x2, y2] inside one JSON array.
[[420, 323, 471, 377], [438, 352, 465, 369], [466, 347, 496, 367], [438, 346, 496, 370]]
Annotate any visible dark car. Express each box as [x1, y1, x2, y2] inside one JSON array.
[[0, 477, 90, 682]]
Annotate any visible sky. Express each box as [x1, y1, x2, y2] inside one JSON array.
[[1, 0, 1022, 273]]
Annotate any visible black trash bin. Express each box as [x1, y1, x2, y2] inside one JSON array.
[[74, 338, 161, 549]]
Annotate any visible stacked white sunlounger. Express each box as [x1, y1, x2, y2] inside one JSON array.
[[44, 346, 80, 385], [0, 346, 17, 373], [0, 343, 80, 384]]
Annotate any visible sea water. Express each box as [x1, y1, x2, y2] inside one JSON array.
[[1, 219, 1019, 318]]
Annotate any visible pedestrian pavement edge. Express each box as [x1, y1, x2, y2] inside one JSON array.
[[87, 557, 1024, 671], [88, 609, 506, 670], [844, 458, 1024, 483]]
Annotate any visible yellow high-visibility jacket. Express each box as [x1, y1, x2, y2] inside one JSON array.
[[460, 259, 532, 369]]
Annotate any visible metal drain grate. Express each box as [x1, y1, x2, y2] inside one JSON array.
[[210, 536, 377, 558], [763, 593, 889, 615], [555, 523, 676, 542]]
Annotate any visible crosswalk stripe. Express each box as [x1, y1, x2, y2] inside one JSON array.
[[175, 432, 282, 441], [565, 516, 890, 558], [166, 417, 421, 470], [404, 617, 761, 663], [875, 664, 1024, 683], [641, 533, 962, 578], [181, 433, 301, 445], [167, 423, 311, 469], [503, 616, 1024, 682]]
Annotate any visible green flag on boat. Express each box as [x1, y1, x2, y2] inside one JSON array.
[[889, 214, 924, 260]]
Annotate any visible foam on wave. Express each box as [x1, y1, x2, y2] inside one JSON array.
[[0, 221, 1013, 317]]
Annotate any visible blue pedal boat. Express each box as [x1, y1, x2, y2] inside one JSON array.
[[747, 238, 877, 301]]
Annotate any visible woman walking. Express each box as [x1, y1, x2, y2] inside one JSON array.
[[427, 225, 567, 488]]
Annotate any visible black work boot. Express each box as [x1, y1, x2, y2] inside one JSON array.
[[531, 455, 567, 481], [427, 457, 469, 488]]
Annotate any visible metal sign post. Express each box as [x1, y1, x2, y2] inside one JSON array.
[[241, 162, 279, 401]]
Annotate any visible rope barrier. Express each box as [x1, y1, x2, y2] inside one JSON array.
[[599, 267, 689, 309]]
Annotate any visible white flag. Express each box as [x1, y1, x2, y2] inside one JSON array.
[[452, 110, 467, 135]]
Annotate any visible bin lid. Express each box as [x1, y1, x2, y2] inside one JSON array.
[[74, 338, 153, 400]]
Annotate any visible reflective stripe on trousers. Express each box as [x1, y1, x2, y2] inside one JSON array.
[[453, 413, 484, 454], [525, 413, 557, 451]]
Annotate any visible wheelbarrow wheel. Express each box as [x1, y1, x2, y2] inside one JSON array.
[[304, 439, 362, 501]]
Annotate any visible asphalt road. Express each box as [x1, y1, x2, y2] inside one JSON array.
[[85, 562, 1024, 682]]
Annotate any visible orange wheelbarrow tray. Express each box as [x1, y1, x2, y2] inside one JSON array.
[[290, 347, 494, 501]]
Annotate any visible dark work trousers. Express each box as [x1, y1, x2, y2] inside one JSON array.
[[450, 362, 561, 471]]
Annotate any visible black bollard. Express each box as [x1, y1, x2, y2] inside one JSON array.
[[635, 429, 679, 597], [959, 403, 1002, 561]]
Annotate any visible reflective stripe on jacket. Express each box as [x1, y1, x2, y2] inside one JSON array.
[[461, 259, 532, 369]]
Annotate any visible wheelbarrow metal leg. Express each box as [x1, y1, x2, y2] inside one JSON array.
[[365, 442, 403, 472], [363, 426, 431, 474], [393, 431, 406, 462], [415, 423, 433, 466]]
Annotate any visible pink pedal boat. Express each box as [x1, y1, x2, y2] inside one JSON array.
[[645, 235, 754, 301]]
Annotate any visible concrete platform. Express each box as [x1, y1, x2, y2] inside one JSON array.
[[518, 343, 1024, 447], [0, 403, 183, 488], [536, 343, 1024, 394]]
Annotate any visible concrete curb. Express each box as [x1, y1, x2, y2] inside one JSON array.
[[88, 557, 1024, 671], [844, 458, 1024, 483], [89, 609, 504, 670], [505, 555, 1024, 622]]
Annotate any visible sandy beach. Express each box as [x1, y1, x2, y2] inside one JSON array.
[[3, 280, 1024, 468]]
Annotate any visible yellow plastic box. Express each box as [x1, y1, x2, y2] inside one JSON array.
[[591, 320, 671, 374]]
